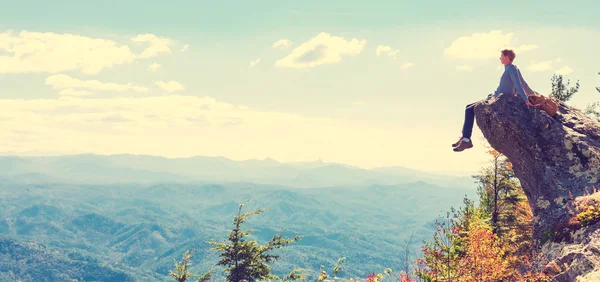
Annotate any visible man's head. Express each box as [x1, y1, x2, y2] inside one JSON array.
[[500, 49, 515, 65]]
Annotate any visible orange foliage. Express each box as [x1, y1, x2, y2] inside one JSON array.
[[456, 228, 509, 281]]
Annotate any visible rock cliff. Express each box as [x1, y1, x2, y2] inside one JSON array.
[[474, 93, 600, 280]]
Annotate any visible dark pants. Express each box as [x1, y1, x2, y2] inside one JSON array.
[[462, 101, 483, 139]]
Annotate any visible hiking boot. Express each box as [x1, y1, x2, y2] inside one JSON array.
[[452, 137, 463, 147], [453, 139, 473, 152]]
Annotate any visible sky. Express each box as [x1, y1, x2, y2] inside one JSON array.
[[1, 0, 599, 175]]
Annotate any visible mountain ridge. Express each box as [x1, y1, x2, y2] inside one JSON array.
[[0, 153, 475, 189]]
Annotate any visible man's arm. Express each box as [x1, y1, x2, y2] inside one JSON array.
[[507, 65, 529, 101], [518, 69, 535, 95]]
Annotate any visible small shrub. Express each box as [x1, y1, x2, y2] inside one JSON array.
[[567, 187, 600, 227]]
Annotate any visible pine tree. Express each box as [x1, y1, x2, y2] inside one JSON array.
[[585, 72, 600, 121], [473, 149, 522, 236], [471, 149, 548, 280], [550, 74, 580, 102], [169, 250, 213, 282], [208, 201, 304, 282]]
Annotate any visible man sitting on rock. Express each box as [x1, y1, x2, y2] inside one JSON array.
[[453, 49, 535, 152]]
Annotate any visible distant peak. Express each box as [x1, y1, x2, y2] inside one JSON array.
[[263, 157, 279, 163]]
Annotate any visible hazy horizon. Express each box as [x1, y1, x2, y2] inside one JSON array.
[[2, 0, 599, 174], [0, 151, 476, 176]]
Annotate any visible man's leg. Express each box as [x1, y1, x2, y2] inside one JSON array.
[[454, 101, 481, 152], [452, 102, 477, 147], [461, 102, 478, 140]]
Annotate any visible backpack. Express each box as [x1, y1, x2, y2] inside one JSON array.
[[528, 92, 558, 117]]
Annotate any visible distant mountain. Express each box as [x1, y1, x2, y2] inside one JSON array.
[[0, 236, 137, 282], [0, 179, 477, 281], [0, 154, 475, 189], [0, 154, 478, 279]]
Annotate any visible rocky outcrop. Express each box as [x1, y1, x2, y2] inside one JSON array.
[[541, 222, 600, 281], [474, 93, 600, 280]]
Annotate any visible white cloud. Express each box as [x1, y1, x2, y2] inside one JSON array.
[[59, 88, 94, 96], [249, 57, 260, 67], [517, 44, 538, 52], [275, 32, 366, 69], [156, 80, 184, 93], [444, 30, 538, 60], [0, 30, 175, 74], [555, 66, 573, 75], [456, 65, 474, 71], [0, 95, 433, 170], [273, 39, 292, 48], [46, 74, 149, 93], [0, 30, 136, 74], [525, 58, 572, 74], [526, 60, 554, 72], [148, 63, 161, 72], [376, 45, 399, 59], [389, 50, 400, 58], [131, 34, 172, 59], [400, 62, 414, 69], [376, 45, 391, 56], [181, 44, 189, 52]]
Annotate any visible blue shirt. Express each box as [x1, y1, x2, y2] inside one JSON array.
[[493, 64, 533, 101]]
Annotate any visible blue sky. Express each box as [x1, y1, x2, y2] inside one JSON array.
[[1, 0, 599, 174], [2, 0, 599, 32]]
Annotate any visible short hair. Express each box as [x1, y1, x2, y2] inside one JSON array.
[[501, 49, 516, 62]]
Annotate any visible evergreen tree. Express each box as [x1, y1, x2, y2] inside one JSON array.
[[472, 149, 522, 235], [170, 201, 304, 282], [550, 74, 580, 102], [169, 250, 213, 282], [208, 201, 304, 282], [585, 72, 600, 121]]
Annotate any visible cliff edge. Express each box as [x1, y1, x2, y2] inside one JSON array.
[[474, 93, 600, 280]]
